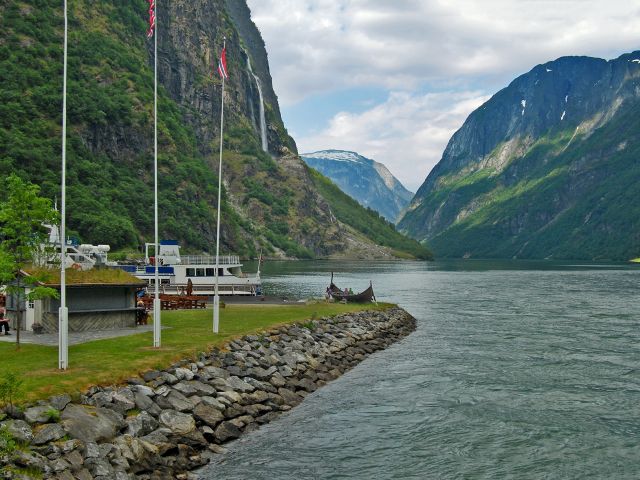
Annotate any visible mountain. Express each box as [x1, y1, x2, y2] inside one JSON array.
[[0, 0, 429, 260], [301, 150, 413, 222], [398, 51, 640, 260]]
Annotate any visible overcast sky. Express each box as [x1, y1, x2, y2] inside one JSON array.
[[246, 0, 640, 191]]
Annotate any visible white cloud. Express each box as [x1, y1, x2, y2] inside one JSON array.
[[298, 90, 490, 191], [245, 0, 640, 184], [247, 0, 640, 105]]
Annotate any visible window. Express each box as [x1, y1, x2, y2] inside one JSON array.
[[28, 301, 34, 309], [196, 268, 205, 277], [186, 268, 195, 277], [206, 268, 215, 277], [218, 268, 225, 277]]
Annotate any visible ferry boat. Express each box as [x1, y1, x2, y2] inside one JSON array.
[[117, 241, 261, 296]]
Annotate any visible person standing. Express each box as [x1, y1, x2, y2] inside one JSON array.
[[0, 307, 10, 335]]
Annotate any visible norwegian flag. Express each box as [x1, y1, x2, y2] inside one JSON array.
[[217, 46, 229, 79], [147, 0, 156, 38]]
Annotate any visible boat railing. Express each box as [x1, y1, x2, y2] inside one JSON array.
[[179, 255, 240, 265]]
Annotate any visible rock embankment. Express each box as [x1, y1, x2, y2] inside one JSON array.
[[0, 307, 415, 479]]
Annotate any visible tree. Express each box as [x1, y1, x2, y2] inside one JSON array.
[[0, 174, 60, 349]]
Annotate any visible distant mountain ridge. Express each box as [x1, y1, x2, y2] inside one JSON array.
[[398, 50, 640, 260], [301, 150, 413, 222]]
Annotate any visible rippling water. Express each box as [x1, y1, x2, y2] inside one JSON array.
[[200, 260, 640, 479]]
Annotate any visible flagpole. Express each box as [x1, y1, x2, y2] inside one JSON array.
[[58, 0, 69, 371], [152, 0, 161, 347], [213, 37, 226, 334]]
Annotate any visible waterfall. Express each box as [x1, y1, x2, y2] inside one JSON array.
[[245, 52, 268, 152]]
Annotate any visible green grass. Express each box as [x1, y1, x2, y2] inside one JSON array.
[[3, 303, 385, 404]]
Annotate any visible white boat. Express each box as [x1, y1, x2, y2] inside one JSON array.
[[118, 241, 261, 296], [37, 223, 117, 271]]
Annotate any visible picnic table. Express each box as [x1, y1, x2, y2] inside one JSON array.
[[141, 295, 207, 311]]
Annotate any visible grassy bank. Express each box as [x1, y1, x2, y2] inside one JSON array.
[[2, 303, 382, 405]]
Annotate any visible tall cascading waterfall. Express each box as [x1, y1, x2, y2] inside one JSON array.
[[244, 51, 268, 152]]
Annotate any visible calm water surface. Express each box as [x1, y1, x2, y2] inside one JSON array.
[[200, 260, 640, 479]]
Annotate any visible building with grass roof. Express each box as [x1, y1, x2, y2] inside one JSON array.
[[6, 268, 146, 333]]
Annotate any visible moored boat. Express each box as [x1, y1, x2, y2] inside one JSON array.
[[328, 273, 376, 303], [117, 241, 261, 296]]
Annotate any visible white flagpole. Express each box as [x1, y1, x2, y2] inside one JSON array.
[[58, 0, 69, 370], [152, 1, 161, 347], [213, 37, 226, 334]]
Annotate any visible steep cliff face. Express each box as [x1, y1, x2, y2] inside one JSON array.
[[0, 0, 426, 259], [399, 51, 640, 260], [301, 150, 413, 222]]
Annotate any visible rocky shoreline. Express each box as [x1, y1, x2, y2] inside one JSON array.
[[0, 307, 416, 479]]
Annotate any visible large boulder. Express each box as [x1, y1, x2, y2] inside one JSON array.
[[125, 411, 159, 437], [213, 421, 242, 443], [193, 403, 224, 428], [33, 423, 66, 445], [61, 404, 124, 443], [24, 405, 54, 424], [158, 410, 196, 435], [1, 419, 33, 443]]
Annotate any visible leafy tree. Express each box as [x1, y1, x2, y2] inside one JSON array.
[[0, 174, 60, 349]]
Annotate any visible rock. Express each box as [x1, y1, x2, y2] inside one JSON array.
[[159, 410, 196, 435], [49, 394, 72, 411], [213, 421, 242, 443], [57, 470, 76, 480], [64, 449, 84, 468], [246, 390, 270, 404], [225, 376, 255, 393], [12, 449, 48, 471], [174, 368, 195, 381], [33, 423, 66, 445], [201, 366, 229, 379], [193, 403, 224, 428], [132, 385, 155, 397], [199, 396, 226, 411], [217, 390, 242, 404], [277, 388, 302, 406], [134, 391, 161, 417], [1, 419, 33, 443], [269, 372, 287, 387], [243, 404, 271, 417], [141, 428, 173, 455], [61, 404, 122, 443], [186, 380, 216, 396], [24, 405, 54, 424], [173, 382, 200, 397], [160, 372, 179, 385], [125, 411, 159, 437], [110, 392, 136, 414], [142, 370, 161, 382], [85, 457, 114, 477], [155, 390, 194, 412]]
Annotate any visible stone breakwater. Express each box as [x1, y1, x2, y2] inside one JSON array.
[[0, 307, 415, 480]]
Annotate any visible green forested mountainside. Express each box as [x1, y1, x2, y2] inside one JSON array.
[[308, 169, 433, 260], [399, 52, 640, 260], [0, 0, 426, 259]]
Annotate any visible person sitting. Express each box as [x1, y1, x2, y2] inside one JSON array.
[[0, 307, 10, 335], [136, 299, 148, 325]]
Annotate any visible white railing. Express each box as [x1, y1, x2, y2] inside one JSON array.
[[179, 255, 240, 265]]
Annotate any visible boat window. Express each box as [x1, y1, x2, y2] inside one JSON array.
[[206, 268, 215, 276], [186, 268, 195, 277], [218, 268, 225, 277], [196, 268, 205, 277], [161, 279, 170, 285]]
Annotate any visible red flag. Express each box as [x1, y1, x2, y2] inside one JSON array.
[[147, 0, 156, 38], [217, 47, 229, 79]]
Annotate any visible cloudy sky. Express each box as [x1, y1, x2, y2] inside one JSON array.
[[246, 0, 640, 191]]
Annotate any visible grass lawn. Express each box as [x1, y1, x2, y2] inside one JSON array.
[[2, 302, 382, 405]]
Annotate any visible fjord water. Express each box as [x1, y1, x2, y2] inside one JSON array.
[[201, 260, 640, 479]]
